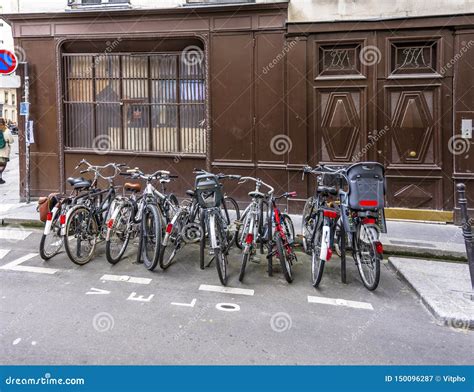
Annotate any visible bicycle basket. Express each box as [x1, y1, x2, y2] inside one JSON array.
[[346, 162, 385, 210], [195, 174, 223, 208]]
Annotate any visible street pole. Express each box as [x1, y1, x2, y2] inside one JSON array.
[[456, 183, 474, 300], [20, 61, 31, 203]]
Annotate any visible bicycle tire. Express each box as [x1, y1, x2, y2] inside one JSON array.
[[274, 232, 293, 283], [311, 217, 325, 288], [159, 210, 188, 270], [354, 223, 381, 291], [141, 204, 162, 271], [301, 197, 315, 254], [39, 211, 63, 260], [64, 206, 98, 265], [105, 201, 133, 265], [214, 217, 228, 286], [239, 251, 250, 283], [222, 196, 240, 247]]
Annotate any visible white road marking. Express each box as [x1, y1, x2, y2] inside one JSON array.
[[216, 303, 240, 312], [0, 249, 10, 259], [308, 295, 374, 310], [127, 292, 154, 302], [101, 274, 151, 285], [199, 284, 254, 296], [171, 298, 196, 307], [12, 338, 21, 345], [0, 253, 58, 275], [86, 288, 111, 295], [31, 341, 37, 346], [0, 229, 32, 241]]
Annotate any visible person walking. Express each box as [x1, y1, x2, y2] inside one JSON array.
[[0, 117, 14, 185]]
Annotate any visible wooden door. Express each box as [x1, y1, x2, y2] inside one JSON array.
[[376, 31, 454, 210]]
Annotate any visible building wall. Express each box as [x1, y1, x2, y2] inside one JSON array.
[[288, 0, 474, 22], [0, 88, 18, 123]]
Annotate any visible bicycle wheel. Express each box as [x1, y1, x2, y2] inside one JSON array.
[[159, 210, 188, 270], [39, 210, 63, 260], [238, 214, 255, 282], [235, 207, 250, 250], [141, 204, 162, 271], [64, 206, 98, 265], [281, 213, 295, 244], [106, 201, 133, 265], [354, 223, 381, 291], [301, 197, 315, 254], [311, 217, 325, 287], [274, 232, 293, 283], [214, 217, 229, 286], [221, 196, 240, 246], [334, 218, 347, 283]]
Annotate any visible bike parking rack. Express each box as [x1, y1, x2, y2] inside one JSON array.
[[456, 183, 474, 300]]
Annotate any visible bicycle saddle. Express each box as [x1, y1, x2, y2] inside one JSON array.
[[73, 179, 92, 189], [186, 190, 195, 197], [66, 176, 86, 186], [248, 190, 266, 198], [317, 186, 337, 196], [124, 182, 142, 192]]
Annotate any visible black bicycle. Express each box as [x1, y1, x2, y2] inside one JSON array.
[[302, 162, 386, 290], [106, 168, 179, 270], [64, 161, 124, 265]]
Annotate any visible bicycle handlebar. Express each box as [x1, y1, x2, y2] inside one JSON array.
[[238, 176, 274, 195], [75, 160, 126, 181], [302, 164, 349, 182]]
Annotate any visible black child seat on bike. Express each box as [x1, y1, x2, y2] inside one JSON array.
[[317, 186, 338, 196], [124, 182, 142, 192], [195, 174, 223, 208], [346, 162, 385, 211]]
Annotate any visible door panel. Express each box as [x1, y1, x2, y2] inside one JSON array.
[[377, 31, 453, 211], [210, 33, 254, 164]]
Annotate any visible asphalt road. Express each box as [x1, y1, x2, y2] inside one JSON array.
[[0, 226, 472, 365]]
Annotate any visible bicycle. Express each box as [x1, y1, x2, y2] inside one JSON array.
[[301, 165, 344, 287], [303, 162, 386, 290], [192, 170, 241, 285], [64, 160, 124, 265], [105, 168, 179, 270], [39, 177, 93, 260], [236, 177, 296, 283]]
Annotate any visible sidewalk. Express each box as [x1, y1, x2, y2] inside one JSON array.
[[388, 257, 474, 330]]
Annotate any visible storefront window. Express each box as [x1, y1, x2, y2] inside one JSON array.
[[63, 51, 206, 154]]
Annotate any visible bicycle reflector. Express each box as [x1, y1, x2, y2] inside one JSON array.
[[107, 219, 114, 229], [375, 241, 384, 254], [359, 200, 378, 207], [287, 191, 297, 197], [245, 233, 254, 244], [362, 218, 376, 225], [323, 209, 338, 219], [46, 212, 53, 221], [166, 223, 173, 234], [326, 248, 333, 261], [60, 215, 66, 225]]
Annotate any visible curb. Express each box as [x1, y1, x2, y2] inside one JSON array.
[[1, 217, 43, 228], [387, 257, 473, 330], [384, 244, 467, 262]]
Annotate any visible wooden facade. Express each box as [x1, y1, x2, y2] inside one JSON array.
[[4, 5, 474, 219]]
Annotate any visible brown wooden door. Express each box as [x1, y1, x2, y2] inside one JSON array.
[[310, 33, 376, 166], [376, 30, 454, 210]]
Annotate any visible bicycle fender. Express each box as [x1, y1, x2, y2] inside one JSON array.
[[105, 205, 122, 241], [44, 206, 60, 235], [319, 224, 331, 261], [209, 214, 218, 249]]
